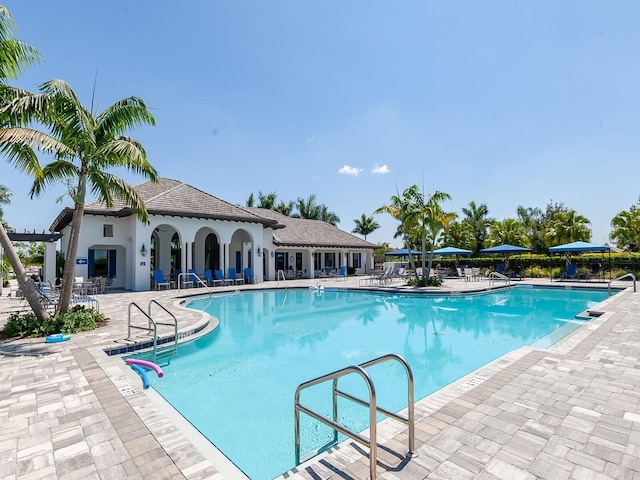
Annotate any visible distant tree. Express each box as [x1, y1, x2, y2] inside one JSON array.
[[610, 198, 640, 252], [273, 200, 294, 216], [245, 193, 255, 207], [546, 210, 591, 264], [461, 201, 493, 254], [487, 218, 528, 247], [516, 205, 546, 253], [441, 221, 476, 251], [292, 194, 340, 225], [352, 213, 380, 240]]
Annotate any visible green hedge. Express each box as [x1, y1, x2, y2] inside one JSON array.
[[429, 252, 640, 279]]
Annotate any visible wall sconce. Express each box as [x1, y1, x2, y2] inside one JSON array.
[[270, 251, 274, 258], [141, 244, 147, 257], [257, 247, 262, 256]]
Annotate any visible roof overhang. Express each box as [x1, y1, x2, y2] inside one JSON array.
[[7, 232, 63, 243]]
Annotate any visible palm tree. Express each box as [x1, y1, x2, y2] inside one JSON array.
[[352, 213, 380, 240], [292, 194, 340, 225], [410, 190, 453, 280], [274, 200, 294, 216], [0, 6, 50, 320], [441, 221, 476, 268], [461, 201, 493, 254], [610, 200, 640, 252], [374, 185, 421, 279], [486, 218, 528, 270], [0, 79, 158, 313], [546, 210, 591, 264]]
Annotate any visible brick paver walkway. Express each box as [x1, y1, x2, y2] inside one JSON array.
[[1, 277, 638, 479]]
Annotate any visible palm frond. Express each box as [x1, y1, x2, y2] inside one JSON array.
[[30, 160, 78, 198], [96, 97, 156, 137], [88, 172, 149, 223]]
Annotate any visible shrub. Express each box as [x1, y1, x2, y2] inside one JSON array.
[[406, 275, 443, 287], [0, 305, 104, 338]]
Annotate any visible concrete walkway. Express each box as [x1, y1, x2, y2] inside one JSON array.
[[0, 276, 638, 479]]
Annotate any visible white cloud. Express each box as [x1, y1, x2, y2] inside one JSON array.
[[305, 135, 318, 144], [372, 164, 390, 174], [339, 165, 363, 176]]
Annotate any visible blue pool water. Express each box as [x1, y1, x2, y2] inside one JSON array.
[[142, 287, 608, 480]]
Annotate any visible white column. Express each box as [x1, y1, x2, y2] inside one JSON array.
[[43, 242, 57, 283]]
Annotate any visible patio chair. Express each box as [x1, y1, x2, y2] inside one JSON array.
[[456, 267, 465, 281], [563, 264, 577, 281], [204, 269, 222, 287], [7, 279, 23, 298], [496, 264, 505, 275], [336, 265, 347, 281], [153, 270, 172, 290], [215, 269, 234, 286], [588, 263, 603, 281], [228, 267, 245, 285], [188, 269, 204, 287], [244, 267, 253, 284]]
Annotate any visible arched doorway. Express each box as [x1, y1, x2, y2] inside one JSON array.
[[205, 233, 220, 271]]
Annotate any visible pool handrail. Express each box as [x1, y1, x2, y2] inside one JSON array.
[[294, 353, 415, 480], [608, 272, 636, 295], [487, 271, 511, 287]]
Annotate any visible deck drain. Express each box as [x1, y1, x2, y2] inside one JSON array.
[[459, 374, 489, 390], [118, 384, 137, 396]]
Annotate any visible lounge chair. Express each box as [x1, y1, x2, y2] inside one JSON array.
[[496, 264, 505, 275], [456, 267, 465, 281], [7, 279, 23, 298], [153, 270, 172, 290], [215, 269, 234, 286], [244, 267, 253, 284], [228, 267, 245, 285], [204, 269, 221, 286], [563, 264, 577, 281], [588, 263, 603, 281], [336, 265, 347, 281], [188, 269, 204, 287]]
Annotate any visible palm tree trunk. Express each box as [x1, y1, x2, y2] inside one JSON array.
[[0, 222, 50, 321], [404, 238, 418, 281], [57, 200, 85, 313]]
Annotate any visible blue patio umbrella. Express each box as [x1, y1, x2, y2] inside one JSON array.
[[548, 241, 610, 253], [431, 247, 473, 255], [480, 244, 531, 271], [384, 248, 423, 256]]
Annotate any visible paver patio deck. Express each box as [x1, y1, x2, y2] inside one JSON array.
[[0, 276, 638, 479]]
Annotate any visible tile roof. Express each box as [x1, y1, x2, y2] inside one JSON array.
[[245, 208, 377, 249], [50, 178, 281, 231]]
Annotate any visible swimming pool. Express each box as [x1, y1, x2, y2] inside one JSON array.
[[142, 286, 608, 480]]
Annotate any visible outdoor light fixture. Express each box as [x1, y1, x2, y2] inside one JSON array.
[[141, 244, 147, 257], [270, 251, 274, 258], [257, 247, 262, 256]]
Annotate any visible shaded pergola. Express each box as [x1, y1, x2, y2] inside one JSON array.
[[480, 244, 532, 271]]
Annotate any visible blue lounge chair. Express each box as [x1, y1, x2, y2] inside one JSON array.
[[244, 267, 253, 284], [153, 270, 171, 290], [563, 264, 577, 280], [215, 269, 233, 286], [188, 269, 202, 287], [204, 269, 222, 286], [336, 265, 347, 281], [228, 267, 244, 285]]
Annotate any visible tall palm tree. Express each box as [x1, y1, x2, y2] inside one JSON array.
[[374, 185, 421, 279], [352, 213, 380, 240], [461, 201, 493, 254], [409, 190, 453, 279], [0, 6, 50, 320], [274, 200, 294, 216], [0, 79, 158, 313]]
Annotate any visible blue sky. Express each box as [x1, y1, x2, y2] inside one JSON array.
[[2, 1, 639, 246]]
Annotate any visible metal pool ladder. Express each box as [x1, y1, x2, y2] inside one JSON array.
[[294, 353, 416, 480], [127, 300, 178, 363]]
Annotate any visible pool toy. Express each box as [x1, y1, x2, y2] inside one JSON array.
[[129, 364, 150, 389], [45, 333, 71, 343], [125, 358, 164, 377]]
